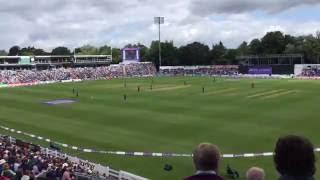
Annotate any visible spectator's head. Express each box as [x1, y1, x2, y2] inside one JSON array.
[[246, 167, 265, 180], [193, 143, 220, 172], [274, 135, 315, 177], [3, 163, 10, 170]]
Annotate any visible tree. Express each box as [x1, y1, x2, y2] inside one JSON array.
[[111, 48, 122, 64], [74, 48, 82, 54], [237, 41, 249, 55], [284, 34, 295, 45], [249, 39, 263, 54], [147, 41, 160, 67], [99, 45, 112, 55], [316, 31, 320, 40], [302, 35, 320, 63], [224, 49, 239, 64], [51, 46, 71, 55], [19, 46, 48, 56], [20, 47, 35, 56], [75, 45, 99, 55], [124, 44, 134, 48], [161, 41, 179, 65], [210, 41, 227, 64], [0, 50, 7, 56], [8, 46, 20, 56], [139, 45, 149, 62], [261, 31, 286, 54], [33, 48, 49, 55], [284, 44, 297, 54], [179, 42, 210, 65], [147, 41, 178, 66]]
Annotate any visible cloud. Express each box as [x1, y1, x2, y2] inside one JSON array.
[[0, 0, 319, 51], [189, 0, 320, 16], [160, 12, 320, 48]]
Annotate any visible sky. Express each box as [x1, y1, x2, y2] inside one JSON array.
[[0, 0, 320, 51]]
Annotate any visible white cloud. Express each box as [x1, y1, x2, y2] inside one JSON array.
[[0, 0, 319, 51], [189, 0, 320, 16]]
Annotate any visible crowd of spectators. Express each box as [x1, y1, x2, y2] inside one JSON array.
[[1, 133, 316, 180], [125, 63, 156, 77], [160, 66, 239, 76], [185, 135, 316, 180], [0, 136, 107, 180], [300, 68, 320, 77], [0, 63, 156, 84]]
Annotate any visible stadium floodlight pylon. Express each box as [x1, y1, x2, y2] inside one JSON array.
[[154, 17, 164, 68]]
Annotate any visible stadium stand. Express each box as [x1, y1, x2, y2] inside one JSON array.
[[295, 64, 320, 77], [0, 135, 147, 180], [293, 64, 320, 79], [0, 63, 298, 88], [160, 66, 239, 76], [159, 66, 294, 79], [0, 62, 156, 84]]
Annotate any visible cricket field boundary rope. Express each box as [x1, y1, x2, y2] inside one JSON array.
[[1, 125, 319, 158]]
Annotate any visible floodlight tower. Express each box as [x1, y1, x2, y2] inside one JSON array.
[[154, 17, 164, 68]]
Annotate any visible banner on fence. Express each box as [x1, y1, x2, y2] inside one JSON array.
[[248, 67, 272, 75]]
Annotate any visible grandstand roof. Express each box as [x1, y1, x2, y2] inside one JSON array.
[[0, 56, 29, 59], [236, 54, 303, 59], [0, 55, 111, 59]]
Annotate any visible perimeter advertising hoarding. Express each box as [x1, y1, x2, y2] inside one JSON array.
[[248, 67, 272, 75]]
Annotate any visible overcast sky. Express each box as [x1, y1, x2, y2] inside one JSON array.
[[0, 0, 320, 50]]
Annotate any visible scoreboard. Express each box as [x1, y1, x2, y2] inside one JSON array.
[[122, 48, 140, 63]]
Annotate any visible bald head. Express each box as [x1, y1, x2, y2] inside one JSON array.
[[193, 143, 220, 171], [246, 167, 265, 180]]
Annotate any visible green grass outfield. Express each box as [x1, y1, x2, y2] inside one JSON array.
[[0, 76, 320, 180]]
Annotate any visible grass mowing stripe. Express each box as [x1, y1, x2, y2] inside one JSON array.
[[247, 89, 285, 98], [152, 85, 192, 92], [260, 90, 298, 99], [203, 88, 239, 95]]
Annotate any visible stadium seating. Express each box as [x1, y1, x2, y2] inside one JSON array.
[[0, 135, 108, 179], [0, 135, 148, 180], [0, 62, 156, 84], [160, 65, 239, 76]]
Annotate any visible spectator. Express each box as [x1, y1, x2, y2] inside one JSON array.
[[0, 159, 6, 172], [184, 143, 224, 180], [21, 170, 30, 180], [62, 167, 72, 180], [274, 135, 315, 180], [246, 167, 265, 180], [0, 136, 98, 179], [1, 163, 16, 179]]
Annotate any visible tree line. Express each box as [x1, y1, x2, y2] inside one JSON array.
[[0, 31, 319, 65]]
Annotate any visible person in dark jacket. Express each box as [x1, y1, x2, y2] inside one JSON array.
[[184, 143, 224, 180], [274, 135, 315, 180]]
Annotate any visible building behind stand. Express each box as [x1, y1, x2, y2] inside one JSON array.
[[0, 55, 112, 70]]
